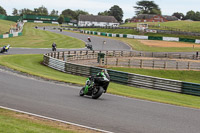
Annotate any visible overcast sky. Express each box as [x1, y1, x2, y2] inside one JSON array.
[[0, 0, 199, 20]]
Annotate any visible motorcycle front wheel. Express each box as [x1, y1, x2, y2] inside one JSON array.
[[92, 86, 104, 99], [79, 87, 85, 96]]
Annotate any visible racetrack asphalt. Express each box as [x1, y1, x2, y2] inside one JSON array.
[[0, 68, 200, 133], [0, 29, 200, 133]]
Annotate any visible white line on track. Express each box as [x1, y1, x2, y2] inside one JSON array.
[[0, 106, 114, 133]]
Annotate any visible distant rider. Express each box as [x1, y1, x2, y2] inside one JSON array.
[[87, 37, 91, 42], [52, 42, 56, 51]]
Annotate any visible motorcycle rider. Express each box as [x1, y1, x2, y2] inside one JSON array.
[[1, 44, 10, 53], [84, 69, 110, 94], [5, 44, 10, 52], [87, 37, 91, 42], [52, 42, 56, 51]]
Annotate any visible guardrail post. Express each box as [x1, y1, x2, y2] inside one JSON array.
[[62, 52, 65, 61], [57, 52, 60, 59], [54, 52, 56, 58]]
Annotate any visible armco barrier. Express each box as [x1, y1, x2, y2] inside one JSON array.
[[63, 28, 200, 44], [43, 52, 200, 96]]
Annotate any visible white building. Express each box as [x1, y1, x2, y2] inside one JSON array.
[[78, 15, 119, 27]]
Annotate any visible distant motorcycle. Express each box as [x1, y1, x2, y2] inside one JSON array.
[[0, 45, 10, 53], [52, 46, 56, 51], [88, 37, 91, 42]]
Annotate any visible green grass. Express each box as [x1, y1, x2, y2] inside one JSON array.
[[121, 21, 200, 33], [0, 20, 16, 34], [0, 22, 85, 48], [114, 38, 200, 52], [81, 27, 200, 40], [0, 108, 75, 133], [109, 67, 200, 84], [0, 54, 200, 109]]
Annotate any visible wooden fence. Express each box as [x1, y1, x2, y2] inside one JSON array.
[[43, 51, 200, 96]]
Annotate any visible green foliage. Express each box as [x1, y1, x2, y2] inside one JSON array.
[[12, 8, 19, 16], [109, 5, 123, 22], [61, 9, 89, 20], [172, 12, 184, 19], [58, 15, 64, 24], [98, 10, 110, 16], [50, 9, 59, 16], [0, 5, 7, 15], [134, 0, 161, 15]]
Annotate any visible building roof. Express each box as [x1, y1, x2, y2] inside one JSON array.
[[134, 14, 158, 19], [163, 15, 178, 21], [78, 15, 118, 23]]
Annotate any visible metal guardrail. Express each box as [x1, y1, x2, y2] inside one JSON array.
[[43, 52, 200, 96]]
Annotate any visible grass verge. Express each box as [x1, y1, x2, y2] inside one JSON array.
[[0, 54, 200, 109], [0, 20, 16, 34], [0, 23, 85, 48], [0, 108, 97, 133]]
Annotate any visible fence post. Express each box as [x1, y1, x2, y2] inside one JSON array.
[[179, 54, 181, 59], [188, 62, 190, 70], [105, 58, 108, 65], [140, 59, 143, 68], [54, 52, 56, 58], [121, 51, 123, 57], [116, 58, 118, 66], [176, 62, 179, 69], [152, 52, 154, 57], [128, 59, 131, 67], [152, 60, 155, 68], [164, 61, 167, 69]]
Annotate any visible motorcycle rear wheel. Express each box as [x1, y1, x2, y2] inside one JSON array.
[[92, 86, 104, 99]]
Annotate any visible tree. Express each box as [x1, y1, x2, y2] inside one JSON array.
[[134, 0, 161, 15], [98, 10, 110, 16], [185, 10, 196, 20], [19, 8, 33, 16], [61, 9, 76, 19], [195, 11, 200, 21], [12, 8, 19, 16], [0, 5, 7, 15], [50, 9, 59, 16], [58, 15, 64, 24], [109, 5, 123, 23], [74, 10, 89, 20], [36, 6, 48, 16], [172, 12, 184, 20]]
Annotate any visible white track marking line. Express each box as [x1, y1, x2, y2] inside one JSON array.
[[0, 106, 113, 133]]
